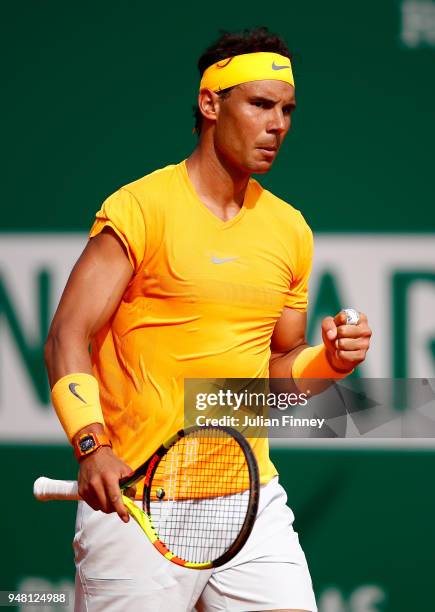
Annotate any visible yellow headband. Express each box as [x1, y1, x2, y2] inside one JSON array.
[[199, 51, 294, 92]]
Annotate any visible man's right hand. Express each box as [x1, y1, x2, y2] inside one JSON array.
[[78, 446, 136, 523]]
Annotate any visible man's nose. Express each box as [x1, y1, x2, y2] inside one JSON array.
[[267, 109, 288, 134]]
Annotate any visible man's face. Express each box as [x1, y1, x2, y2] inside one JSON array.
[[213, 80, 296, 174]]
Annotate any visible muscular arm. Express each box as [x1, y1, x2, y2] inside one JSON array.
[[44, 228, 135, 520], [269, 308, 308, 379], [45, 228, 133, 385]]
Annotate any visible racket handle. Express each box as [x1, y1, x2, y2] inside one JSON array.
[[33, 476, 80, 501]]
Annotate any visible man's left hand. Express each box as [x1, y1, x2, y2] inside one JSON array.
[[322, 310, 372, 373]]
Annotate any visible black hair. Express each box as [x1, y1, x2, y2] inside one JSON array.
[[193, 27, 292, 135]]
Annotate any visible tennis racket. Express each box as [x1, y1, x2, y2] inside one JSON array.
[[34, 425, 259, 569]]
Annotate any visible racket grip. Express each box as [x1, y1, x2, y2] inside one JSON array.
[[33, 476, 80, 501]]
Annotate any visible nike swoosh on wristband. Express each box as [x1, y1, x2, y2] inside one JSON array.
[[271, 61, 290, 71], [69, 383, 86, 404], [211, 256, 239, 264]]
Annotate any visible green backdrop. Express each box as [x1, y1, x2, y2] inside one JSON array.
[[2, 0, 434, 232], [1, 1, 434, 610]]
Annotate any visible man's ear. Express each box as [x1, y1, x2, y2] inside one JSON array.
[[197, 89, 220, 124]]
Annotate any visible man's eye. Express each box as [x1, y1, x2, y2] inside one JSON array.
[[253, 100, 272, 108]]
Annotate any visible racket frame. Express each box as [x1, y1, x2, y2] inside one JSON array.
[[120, 425, 260, 569]]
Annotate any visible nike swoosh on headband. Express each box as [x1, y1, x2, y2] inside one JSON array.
[[271, 61, 290, 71], [69, 383, 86, 404]]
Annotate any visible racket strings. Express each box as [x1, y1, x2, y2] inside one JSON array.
[[147, 428, 252, 564]]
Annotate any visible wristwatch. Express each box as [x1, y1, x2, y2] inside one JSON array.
[[74, 432, 112, 462]]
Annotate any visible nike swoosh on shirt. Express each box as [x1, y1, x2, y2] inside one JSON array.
[[69, 383, 86, 404], [271, 61, 290, 71], [211, 256, 239, 264]]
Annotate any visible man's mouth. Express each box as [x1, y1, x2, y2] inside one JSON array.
[[257, 146, 278, 159]]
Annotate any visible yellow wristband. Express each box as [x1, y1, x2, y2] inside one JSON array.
[[51, 373, 105, 442], [291, 344, 353, 380]]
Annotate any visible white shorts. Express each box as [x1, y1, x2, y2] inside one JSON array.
[[73, 477, 317, 612]]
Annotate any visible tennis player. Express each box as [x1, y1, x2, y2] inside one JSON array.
[[45, 27, 371, 612]]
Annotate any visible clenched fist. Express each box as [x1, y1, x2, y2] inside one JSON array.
[[322, 310, 372, 373]]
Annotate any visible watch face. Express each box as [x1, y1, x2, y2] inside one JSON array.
[[80, 435, 96, 453]]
